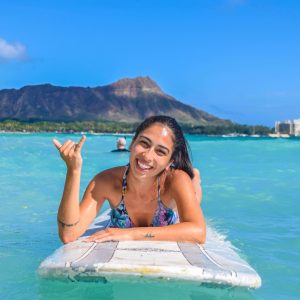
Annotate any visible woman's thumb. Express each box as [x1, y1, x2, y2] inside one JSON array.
[[76, 135, 86, 151]]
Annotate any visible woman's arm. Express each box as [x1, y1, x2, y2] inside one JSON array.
[[57, 167, 81, 242], [84, 170, 206, 244], [53, 136, 106, 244], [192, 168, 202, 205], [58, 173, 106, 244], [84, 221, 205, 244]]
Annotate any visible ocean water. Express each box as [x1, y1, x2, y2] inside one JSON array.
[[0, 133, 299, 300]]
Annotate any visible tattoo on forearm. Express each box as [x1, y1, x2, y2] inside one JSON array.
[[144, 232, 155, 238]]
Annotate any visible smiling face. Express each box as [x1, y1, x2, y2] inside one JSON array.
[[129, 123, 174, 178]]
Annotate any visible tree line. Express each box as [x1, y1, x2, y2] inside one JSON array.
[[0, 119, 273, 135]]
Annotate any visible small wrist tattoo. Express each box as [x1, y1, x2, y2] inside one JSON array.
[[144, 232, 155, 238]]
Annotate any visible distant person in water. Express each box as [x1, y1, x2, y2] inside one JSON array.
[[111, 137, 130, 152], [53, 115, 205, 244]]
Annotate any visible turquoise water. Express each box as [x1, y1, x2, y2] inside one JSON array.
[[0, 133, 299, 300]]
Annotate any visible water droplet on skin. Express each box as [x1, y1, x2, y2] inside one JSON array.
[[162, 127, 169, 137]]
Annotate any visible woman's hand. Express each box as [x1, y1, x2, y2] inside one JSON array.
[[192, 168, 202, 205], [83, 228, 133, 243], [52, 136, 86, 171]]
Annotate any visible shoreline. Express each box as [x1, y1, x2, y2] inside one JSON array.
[[1, 130, 299, 138]]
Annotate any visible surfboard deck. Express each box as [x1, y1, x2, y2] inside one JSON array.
[[38, 209, 261, 288]]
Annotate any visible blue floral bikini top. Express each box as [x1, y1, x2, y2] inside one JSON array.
[[109, 165, 178, 228]]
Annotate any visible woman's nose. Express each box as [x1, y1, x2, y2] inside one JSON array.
[[142, 148, 154, 162]]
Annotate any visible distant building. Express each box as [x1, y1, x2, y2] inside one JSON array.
[[275, 119, 300, 136], [294, 119, 300, 136]]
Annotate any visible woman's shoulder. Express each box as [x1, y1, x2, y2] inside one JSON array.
[[161, 169, 193, 205], [162, 168, 192, 195], [166, 168, 192, 186], [93, 166, 126, 190]]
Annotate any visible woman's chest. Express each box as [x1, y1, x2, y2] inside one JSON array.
[[126, 191, 176, 227], [107, 180, 176, 227]]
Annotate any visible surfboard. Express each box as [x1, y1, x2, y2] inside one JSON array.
[[38, 209, 261, 288]]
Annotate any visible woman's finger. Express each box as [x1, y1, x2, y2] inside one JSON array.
[[93, 233, 117, 243], [88, 231, 111, 240], [68, 145, 76, 157], [83, 231, 111, 242], [95, 237, 117, 243], [63, 142, 76, 156], [52, 139, 62, 150], [75, 136, 86, 152], [59, 140, 73, 152]]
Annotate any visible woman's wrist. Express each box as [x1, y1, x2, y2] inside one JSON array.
[[129, 227, 155, 241], [67, 166, 82, 175], [129, 227, 141, 241]]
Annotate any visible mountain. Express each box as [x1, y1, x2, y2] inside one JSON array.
[[0, 76, 231, 126]]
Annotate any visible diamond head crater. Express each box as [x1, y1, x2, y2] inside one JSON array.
[[0, 76, 271, 135]]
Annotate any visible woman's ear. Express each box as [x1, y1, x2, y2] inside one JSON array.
[[165, 160, 174, 172]]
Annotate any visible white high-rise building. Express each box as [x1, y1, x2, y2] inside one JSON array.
[[275, 119, 300, 136], [293, 119, 300, 136]]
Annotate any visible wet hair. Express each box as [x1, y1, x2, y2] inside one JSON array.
[[131, 115, 194, 179]]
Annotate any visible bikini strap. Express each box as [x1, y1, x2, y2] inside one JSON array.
[[121, 164, 130, 198], [158, 176, 161, 202]]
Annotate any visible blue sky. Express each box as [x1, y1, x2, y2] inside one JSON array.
[[0, 0, 299, 126]]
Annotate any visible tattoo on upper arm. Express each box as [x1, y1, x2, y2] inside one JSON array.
[[144, 232, 155, 238]]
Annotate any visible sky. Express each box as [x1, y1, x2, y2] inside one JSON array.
[[0, 0, 299, 126]]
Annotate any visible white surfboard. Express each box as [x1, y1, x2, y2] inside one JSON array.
[[38, 209, 261, 288]]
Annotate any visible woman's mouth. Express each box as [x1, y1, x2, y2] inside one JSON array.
[[135, 159, 153, 171]]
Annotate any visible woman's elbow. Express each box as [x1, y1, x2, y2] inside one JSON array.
[[197, 230, 206, 244], [191, 224, 206, 244], [59, 231, 78, 244], [60, 236, 74, 244]]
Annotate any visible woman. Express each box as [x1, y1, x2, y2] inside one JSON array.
[[53, 115, 206, 244]]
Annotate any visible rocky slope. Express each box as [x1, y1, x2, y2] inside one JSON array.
[[0, 76, 231, 125]]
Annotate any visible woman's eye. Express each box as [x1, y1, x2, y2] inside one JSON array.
[[140, 140, 149, 147], [157, 150, 166, 156]]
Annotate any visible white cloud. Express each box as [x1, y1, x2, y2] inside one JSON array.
[[0, 37, 27, 61]]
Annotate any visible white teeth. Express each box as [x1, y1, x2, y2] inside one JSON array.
[[137, 160, 151, 170]]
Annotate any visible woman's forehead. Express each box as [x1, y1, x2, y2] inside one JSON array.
[[139, 123, 174, 144]]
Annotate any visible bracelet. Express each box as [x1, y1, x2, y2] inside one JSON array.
[[57, 218, 80, 228]]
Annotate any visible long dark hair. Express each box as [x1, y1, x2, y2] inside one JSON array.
[[131, 115, 194, 179]]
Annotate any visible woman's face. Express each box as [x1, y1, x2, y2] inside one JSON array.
[[129, 123, 174, 178]]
